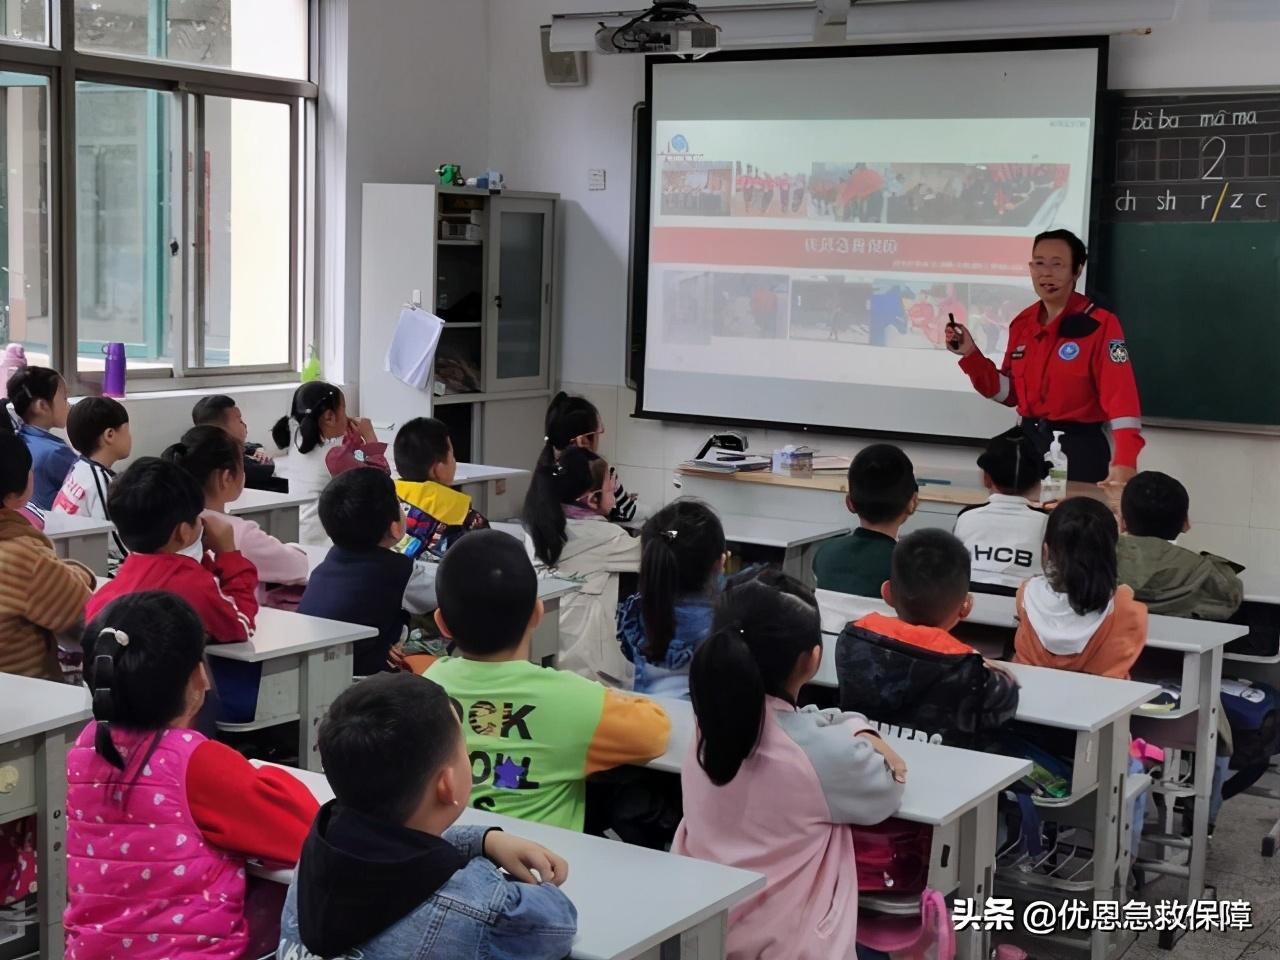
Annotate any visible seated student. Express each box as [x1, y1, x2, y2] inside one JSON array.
[[674, 567, 906, 960], [393, 416, 488, 561], [1014, 497, 1148, 679], [523, 446, 640, 685], [541, 391, 644, 523], [299, 468, 436, 676], [422, 530, 670, 831], [277, 672, 577, 960], [272, 381, 388, 545], [67, 592, 318, 959], [163, 425, 308, 589], [86, 458, 259, 646], [618, 499, 726, 698], [1117, 470, 1243, 620], [7, 366, 76, 510], [835, 529, 1020, 748], [813, 443, 918, 598], [0, 427, 95, 680], [953, 428, 1050, 590], [191, 393, 288, 493], [52, 396, 132, 568]]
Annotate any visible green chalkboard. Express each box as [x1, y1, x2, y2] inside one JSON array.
[[1095, 92, 1280, 428]]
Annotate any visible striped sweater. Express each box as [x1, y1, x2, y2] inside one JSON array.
[[0, 508, 95, 679]]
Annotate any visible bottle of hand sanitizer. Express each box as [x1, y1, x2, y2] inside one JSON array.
[[1043, 430, 1069, 503]]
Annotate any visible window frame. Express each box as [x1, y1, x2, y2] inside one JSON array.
[[0, 0, 318, 393]]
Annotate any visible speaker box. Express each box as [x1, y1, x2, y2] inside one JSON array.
[[541, 24, 588, 87]]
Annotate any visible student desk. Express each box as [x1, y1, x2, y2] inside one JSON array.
[[41, 512, 113, 577], [644, 696, 1030, 960], [717, 512, 849, 584], [204, 608, 377, 771], [817, 588, 1241, 941], [253, 763, 764, 960], [454, 462, 530, 486], [226, 487, 312, 543], [0, 675, 92, 960]]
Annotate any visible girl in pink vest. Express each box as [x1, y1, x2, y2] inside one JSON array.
[[673, 569, 908, 960], [66, 591, 319, 959]]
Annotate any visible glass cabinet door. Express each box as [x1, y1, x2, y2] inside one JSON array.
[[486, 197, 553, 392]]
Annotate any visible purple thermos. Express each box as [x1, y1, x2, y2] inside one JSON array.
[[103, 342, 127, 398]]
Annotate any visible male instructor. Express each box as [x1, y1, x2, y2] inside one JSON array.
[[946, 229, 1143, 486]]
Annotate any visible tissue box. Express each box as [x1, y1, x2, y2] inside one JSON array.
[[772, 445, 814, 478]]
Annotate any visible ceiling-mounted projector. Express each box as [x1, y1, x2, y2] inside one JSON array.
[[596, 1, 721, 56]]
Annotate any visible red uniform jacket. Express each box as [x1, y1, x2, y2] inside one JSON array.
[[86, 550, 259, 643], [958, 291, 1145, 468]]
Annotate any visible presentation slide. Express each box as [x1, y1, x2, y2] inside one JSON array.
[[639, 46, 1101, 441]]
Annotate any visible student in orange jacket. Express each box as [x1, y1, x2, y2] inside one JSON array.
[[1014, 497, 1148, 679]]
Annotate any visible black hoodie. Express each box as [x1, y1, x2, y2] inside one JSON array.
[[296, 800, 477, 957]]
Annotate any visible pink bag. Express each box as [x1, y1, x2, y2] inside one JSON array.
[[858, 889, 956, 960]]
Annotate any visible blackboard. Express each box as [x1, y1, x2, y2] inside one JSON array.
[[1095, 91, 1280, 428]]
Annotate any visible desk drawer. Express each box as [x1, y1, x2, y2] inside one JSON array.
[[0, 738, 38, 823]]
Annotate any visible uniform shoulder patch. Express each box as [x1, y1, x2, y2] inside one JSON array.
[[1058, 312, 1102, 339], [1108, 339, 1130, 364]]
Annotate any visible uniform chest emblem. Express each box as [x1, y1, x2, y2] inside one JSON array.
[[1010, 345, 1026, 360], [1057, 341, 1081, 362]]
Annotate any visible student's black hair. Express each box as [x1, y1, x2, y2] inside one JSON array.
[[394, 417, 453, 483], [319, 672, 462, 824], [538, 391, 600, 467], [848, 443, 917, 524], [6, 366, 63, 421], [522, 446, 609, 566], [191, 394, 237, 427], [1044, 497, 1118, 616], [83, 592, 206, 770], [639, 499, 725, 662], [1033, 228, 1088, 273], [437, 529, 539, 656], [66, 397, 129, 457], [689, 568, 821, 786], [890, 529, 972, 626], [0, 429, 33, 499], [1121, 471, 1190, 541], [161, 425, 244, 492], [977, 427, 1048, 496], [318, 467, 401, 551], [271, 380, 343, 454], [108, 457, 206, 554]]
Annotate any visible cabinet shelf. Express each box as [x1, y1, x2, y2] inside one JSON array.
[[438, 239, 483, 247]]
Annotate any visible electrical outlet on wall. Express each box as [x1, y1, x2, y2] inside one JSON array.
[[588, 169, 607, 191]]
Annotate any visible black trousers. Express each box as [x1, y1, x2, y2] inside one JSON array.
[[1020, 418, 1111, 484]]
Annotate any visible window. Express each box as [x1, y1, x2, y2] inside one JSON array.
[[0, 1, 316, 390]]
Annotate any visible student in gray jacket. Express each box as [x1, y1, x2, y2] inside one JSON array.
[[277, 673, 577, 960]]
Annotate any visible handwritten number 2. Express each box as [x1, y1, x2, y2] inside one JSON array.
[[1201, 136, 1226, 181]]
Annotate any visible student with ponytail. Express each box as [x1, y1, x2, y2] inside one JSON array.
[[7, 365, 75, 509], [541, 391, 644, 523], [164, 425, 308, 588], [66, 592, 318, 959], [272, 381, 388, 544], [618, 499, 726, 697], [522, 446, 640, 685], [1014, 496, 1148, 679], [674, 568, 906, 960]]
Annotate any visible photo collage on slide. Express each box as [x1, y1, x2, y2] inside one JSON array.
[[658, 159, 1057, 357]]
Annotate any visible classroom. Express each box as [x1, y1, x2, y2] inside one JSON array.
[[1, 1, 1278, 959]]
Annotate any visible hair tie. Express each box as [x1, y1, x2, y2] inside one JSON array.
[[551, 462, 565, 477], [100, 627, 129, 648], [661, 529, 679, 542]]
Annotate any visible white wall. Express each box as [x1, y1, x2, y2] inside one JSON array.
[[487, 0, 1280, 567]]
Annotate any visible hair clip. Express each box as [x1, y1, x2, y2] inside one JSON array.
[[100, 627, 129, 648], [661, 529, 679, 542], [301, 407, 313, 416], [551, 462, 565, 477]]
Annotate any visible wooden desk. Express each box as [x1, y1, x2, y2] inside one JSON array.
[[0, 675, 92, 960], [204, 608, 376, 771], [227, 487, 313, 543], [645, 695, 1029, 960], [41, 512, 113, 577], [255, 763, 764, 960]]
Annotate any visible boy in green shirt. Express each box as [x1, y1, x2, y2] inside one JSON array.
[[814, 444, 919, 597], [421, 529, 671, 831]]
